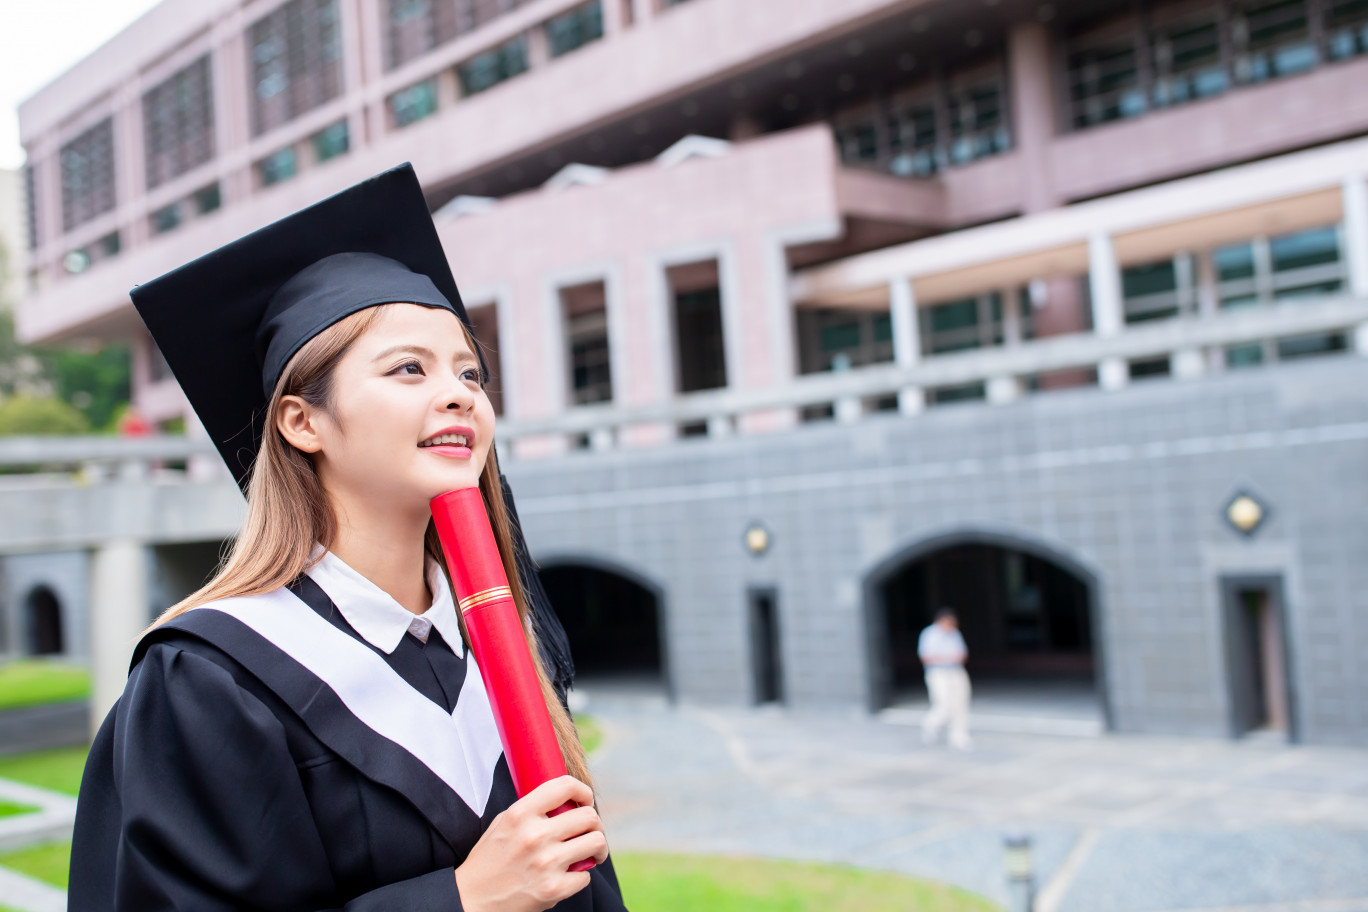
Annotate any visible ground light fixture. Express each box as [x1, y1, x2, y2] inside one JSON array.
[[1002, 832, 1035, 912]]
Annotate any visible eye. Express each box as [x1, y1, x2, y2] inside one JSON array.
[[390, 360, 425, 377], [461, 367, 482, 383]]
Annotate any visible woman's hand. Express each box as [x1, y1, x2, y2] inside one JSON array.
[[454, 776, 609, 912]]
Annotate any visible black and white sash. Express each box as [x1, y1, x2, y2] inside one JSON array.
[[134, 582, 506, 849]]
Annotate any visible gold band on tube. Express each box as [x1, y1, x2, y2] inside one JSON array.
[[458, 586, 513, 614]]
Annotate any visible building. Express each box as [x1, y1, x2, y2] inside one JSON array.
[[0, 168, 28, 308], [11, 0, 1368, 743]]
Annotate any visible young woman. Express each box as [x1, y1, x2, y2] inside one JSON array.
[[69, 165, 629, 912]]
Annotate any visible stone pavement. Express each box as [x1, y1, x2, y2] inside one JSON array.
[[583, 692, 1368, 912]]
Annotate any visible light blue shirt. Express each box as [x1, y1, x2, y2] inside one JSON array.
[[918, 624, 967, 668]]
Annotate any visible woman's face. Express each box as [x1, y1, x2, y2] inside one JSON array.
[[295, 303, 496, 512]]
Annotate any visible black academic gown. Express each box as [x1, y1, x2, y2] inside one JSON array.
[[69, 574, 629, 911]]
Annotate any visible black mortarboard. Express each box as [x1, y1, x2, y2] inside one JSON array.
[[132, 163, 465, 488], [130, 162, 575, 696]]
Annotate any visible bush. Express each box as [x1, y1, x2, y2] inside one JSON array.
[[0, 396, 90, 436]]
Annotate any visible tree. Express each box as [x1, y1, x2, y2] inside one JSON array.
[[0, 394, 90, 435], [0, 234, 131, 433]]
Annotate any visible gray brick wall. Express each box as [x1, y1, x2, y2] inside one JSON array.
[[506, 354, 1368, 746]]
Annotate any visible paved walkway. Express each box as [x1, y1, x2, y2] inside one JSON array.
[[0, 776, 75, 912], [584, 692, 1368, 912]]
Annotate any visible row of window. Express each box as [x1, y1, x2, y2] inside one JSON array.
[[40, 0, 608, 251], [795, 223, 1349, 411], [387, 2, 603, 130], [833, 58, 1011, 177], [1066, 0, 1368, 130]]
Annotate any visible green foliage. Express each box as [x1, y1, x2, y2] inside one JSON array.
[[0, 395, 89, 436], [0, 840, 71, 888], [33, 342, 131, 431], [0, 746, 90, 796], [613, 853, 999, 912], [0, 659, 92, 710]]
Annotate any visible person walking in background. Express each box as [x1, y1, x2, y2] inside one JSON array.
[[919, 607, 972, 750]]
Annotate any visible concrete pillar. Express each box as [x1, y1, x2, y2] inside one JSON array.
[[631, 0, 656, 27], [987, 375, 1023, 404], [89, 540, 150, 736], [889, 276, 925, 414], [1172, 348, 1205, 380], [1088, 232, 1128, 390], [1002, 286, 1025, 346], [1342, 175, 1368, 355], [1007, 22, 1059, 214]]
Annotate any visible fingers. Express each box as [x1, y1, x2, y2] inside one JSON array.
[[545, 804, 602, 842], [522, 775, 594, 816], [557, 827, 610, 868]]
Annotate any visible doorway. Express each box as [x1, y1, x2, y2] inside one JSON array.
[[749, 588, 784, 704], [538, 562, 666, 695], [1221, 575, 1295, 740]]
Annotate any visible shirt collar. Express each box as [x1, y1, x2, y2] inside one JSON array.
[[304, 546, 465, 656]]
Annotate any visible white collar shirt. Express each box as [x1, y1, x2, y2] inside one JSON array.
[[304, 546, 465, 656]]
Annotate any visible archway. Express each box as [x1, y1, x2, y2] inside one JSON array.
[[25, 585, 64, 655], [867, 529, 1106, 724], [538, 559, 667, 695]]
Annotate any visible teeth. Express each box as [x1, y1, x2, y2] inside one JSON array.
[[421, 434, 469, 447]]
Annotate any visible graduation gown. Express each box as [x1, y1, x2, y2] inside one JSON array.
[[69, 552, 628, 911]]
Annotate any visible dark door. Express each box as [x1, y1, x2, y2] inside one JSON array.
[[27, 587, 64, 655], [1221, 576, 1294, 740], [749, 589, 783, 704]]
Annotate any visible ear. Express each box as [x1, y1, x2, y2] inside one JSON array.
[[276, 394, 325, 454]]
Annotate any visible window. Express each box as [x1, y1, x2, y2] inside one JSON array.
[[832, 54, 1011, 176], [151, 204, 182, 235], [385, 0, 530, 70], [1269, 225, 1342, 300], [24, 165, 38, 250], [1327, 0, 1368, 60], [60, 118, 116, 232], [458, 36, 529, 95], [561, 281, 613, 405], [389, 79, 439, 127], [1066, 33, 1144, 128], [1152, 12, 1228, 107], [143, 55, 215, 190], [250, 0, 342, 136], [798, 309, 894, 374], [193, 182, 222, 214], [258, 147, 298, 186], [1122, 255, 1193, 324], [546, 2, 603, 58], [311, 120, 350, 161], [1235, 0, 1318, 84], [62, 231, 120, 274], [921, 294, 1003, 355]]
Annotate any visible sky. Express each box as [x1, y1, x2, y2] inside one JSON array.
[[0, 0, 164, 171]]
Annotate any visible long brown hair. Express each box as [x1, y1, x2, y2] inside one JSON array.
[[154, 304, 592, 786]]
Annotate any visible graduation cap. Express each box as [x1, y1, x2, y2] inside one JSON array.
[[130, 162, 576, 697]]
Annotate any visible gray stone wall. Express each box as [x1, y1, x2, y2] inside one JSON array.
[[506, 354, 1368, 746]]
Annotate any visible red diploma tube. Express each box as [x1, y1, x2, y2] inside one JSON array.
[[430, 488, 595, 872]]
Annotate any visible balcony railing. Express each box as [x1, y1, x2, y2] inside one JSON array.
[[3, 292, 1364, 476]]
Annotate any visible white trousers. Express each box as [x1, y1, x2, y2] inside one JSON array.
[[923, 666, 972, 748]]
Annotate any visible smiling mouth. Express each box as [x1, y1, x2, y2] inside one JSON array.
[[419, 433, 471, 448]]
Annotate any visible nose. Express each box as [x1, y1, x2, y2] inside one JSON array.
[[442, 368, 477, 413]]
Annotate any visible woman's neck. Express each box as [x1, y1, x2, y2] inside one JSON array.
[[327, 498, 431, 616]]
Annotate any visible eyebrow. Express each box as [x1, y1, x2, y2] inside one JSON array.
[[371, 343, 477, 363]]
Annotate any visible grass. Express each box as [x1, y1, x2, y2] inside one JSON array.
[[0, 745, 89, 796], [0, 840, 70, 889], [613, 853, 999, 912], [0, 799, 38, 819], [0, 659, 90, 711], [576, 714, 604, 754]]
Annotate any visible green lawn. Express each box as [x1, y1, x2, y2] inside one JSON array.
[[0, 840, 70, 889], [0, 745, 89, 796], [576, 714, 604, 754], [0, 659, 90, 711], [0, 798, 38, 819], [614, 853, 998, 912]]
